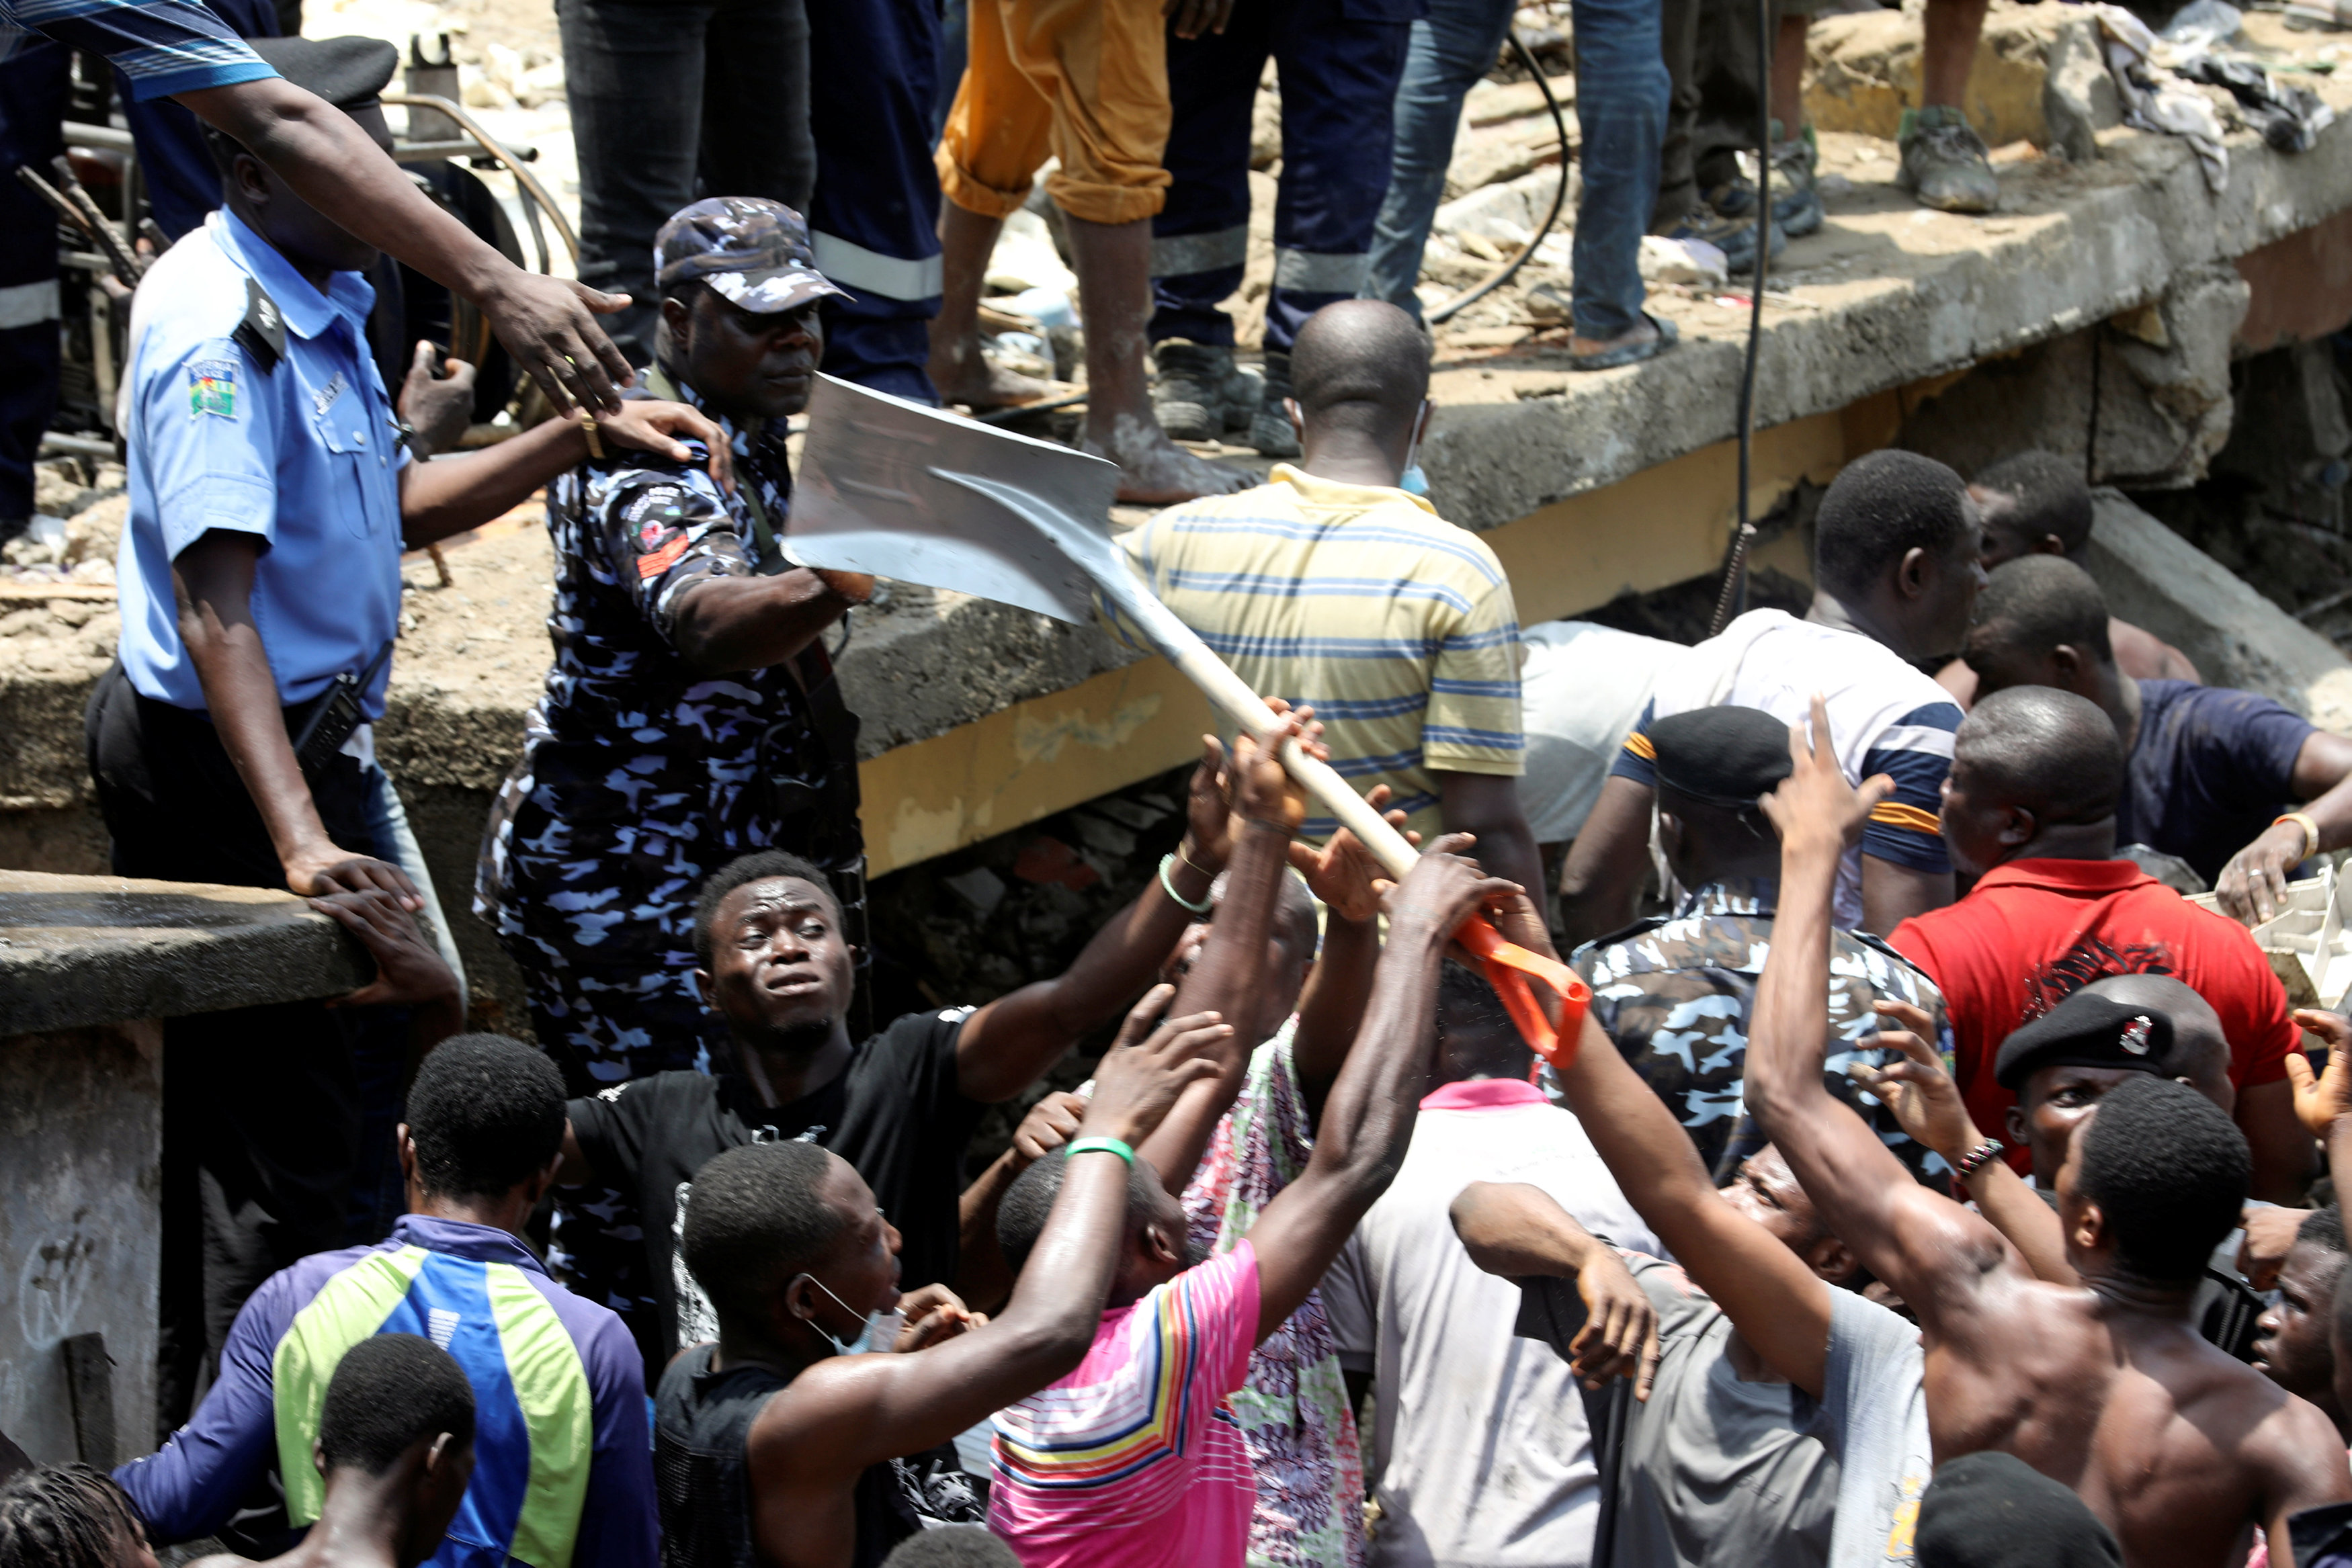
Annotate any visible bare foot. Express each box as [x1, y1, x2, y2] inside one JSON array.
[[927, 331, 1062, 410], [1085, 411, 1257, 505]]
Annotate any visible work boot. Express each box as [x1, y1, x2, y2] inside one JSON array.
[[1898, 106, 2000, 214], [1249, 350, 1302, 459], [1661, 202, 1786, 278], [1152, 340, 1237, 443], [1771, 122, 1824, 237]]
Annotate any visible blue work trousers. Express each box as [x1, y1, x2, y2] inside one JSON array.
[[1362, 0, 1516, 319], [0, 42, 67, 523], [807, 0, 943, 402], [1150, 0, 1412, 354], [1567, 0, 1670, 338]]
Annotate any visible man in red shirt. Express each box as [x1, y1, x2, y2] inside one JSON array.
[[1887, 685, 2313, 1201]]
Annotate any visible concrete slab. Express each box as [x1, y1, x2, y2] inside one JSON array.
[[2080, 490, 2352, 715], [0, 870, 364, 1036]]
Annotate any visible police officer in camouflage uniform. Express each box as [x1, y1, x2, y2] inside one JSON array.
[[476, 197, 873, 1094], [1568, 704, 1955, 1186]]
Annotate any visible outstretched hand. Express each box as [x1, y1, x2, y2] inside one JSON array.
[[2283, 1008, 2352, 1138], [1382, 835, 1522, 943], [1849, 998, 1984, 1167], [1288, 783, 1412, 922], [1079, 984, 1231, 1147], [596, 398, 736, 494], [1759, 694, 1892, 863], [480, 271, 636, 416]]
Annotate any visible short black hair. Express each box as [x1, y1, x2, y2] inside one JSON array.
[[1290, 300, 1430, 447], [2303, 1205, 2348, 1260], [880, 1525, 1019, 1567], [405, 1034, 566, 1200], [319, 1334, 476, 1477], [2074, 1076, 2249, 1287], [1954, 686, 2125, 826], [1972, 555, 2113, 664], [1438, 962, 1511, 1042], [1814, 449, 1973, 600], [1975, 451, 2094, 555], [681, 1140, 846, 1328], [0, 1466, 144, 1568], [694, 850, 837, 968], [997, 1145, 1160, 1279]]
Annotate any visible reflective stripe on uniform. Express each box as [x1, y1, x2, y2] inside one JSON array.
[[809, 230, 941, 301], [1272, 248, 1370, 293], [1150, 225, 1248, 279], [0, 278, 60, 329]]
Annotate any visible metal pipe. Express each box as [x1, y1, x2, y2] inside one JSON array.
[[380, 93, 579, 265]]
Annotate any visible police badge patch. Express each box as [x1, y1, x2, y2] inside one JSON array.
[[190, 359, 238, 418]]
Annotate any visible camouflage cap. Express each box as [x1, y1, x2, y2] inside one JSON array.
[[654, 197, 851, 312]]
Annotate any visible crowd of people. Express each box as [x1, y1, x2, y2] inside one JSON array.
[[5, 0, 2028, 539], [9, 0, 2352, 1566]]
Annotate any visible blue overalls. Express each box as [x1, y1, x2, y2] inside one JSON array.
[[1150, 0, 1418, 355], [806, 0, 943, 404]]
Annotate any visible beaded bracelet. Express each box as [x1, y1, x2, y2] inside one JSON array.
[[1952, 1139, 2007, 1180], [1158, 853, 1213, 915]]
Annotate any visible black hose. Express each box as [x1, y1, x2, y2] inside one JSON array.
[[1427, 32, 1573, 326], [1706, 0, 1775, 637]]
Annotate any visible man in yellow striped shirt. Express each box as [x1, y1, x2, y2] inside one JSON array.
[[1112, 300, 1544, 899]]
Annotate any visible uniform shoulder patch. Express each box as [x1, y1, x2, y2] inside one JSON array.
[[190, 359, 238, 419]]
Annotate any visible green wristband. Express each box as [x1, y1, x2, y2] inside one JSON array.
[[1066, 1137, 1136, 1166]]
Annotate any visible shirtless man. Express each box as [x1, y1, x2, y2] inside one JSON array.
[[1743, 695, 2349, 1565]]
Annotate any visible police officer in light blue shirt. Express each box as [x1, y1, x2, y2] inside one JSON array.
[[84, 32, 729, 1420]]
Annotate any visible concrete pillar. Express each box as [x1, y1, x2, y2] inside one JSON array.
[[0, 871, 362, 1463]]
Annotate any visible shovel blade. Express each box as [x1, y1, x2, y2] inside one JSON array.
[[789, 374, 1121, 623]]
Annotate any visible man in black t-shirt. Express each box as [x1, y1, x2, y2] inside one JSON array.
[[558, 741, 1251, 1373]]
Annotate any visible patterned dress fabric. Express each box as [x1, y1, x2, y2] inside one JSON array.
[[1180, 1026, 1367, 1567], [1572, 878, 1954, 1186]]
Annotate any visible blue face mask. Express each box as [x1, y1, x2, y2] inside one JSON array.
[[1399, 464, 1429, 496]]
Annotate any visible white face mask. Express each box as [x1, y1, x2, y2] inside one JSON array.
[[796, 1272, 902, 1357]]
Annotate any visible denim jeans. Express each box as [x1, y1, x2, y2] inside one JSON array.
[[1361, 0, 1517, 318], [1568, 0, 1671, 338], [1362, 0, 1664, 339], [558, 0, 814, 365]]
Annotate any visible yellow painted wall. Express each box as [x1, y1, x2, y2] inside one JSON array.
[[854, 379, 1949, 875]]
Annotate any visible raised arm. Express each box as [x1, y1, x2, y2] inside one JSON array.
[[956, 1092, 1087, 1312], [948, 734, 1238, 1102], [1135, 722, 1312, 1194], [1243, 845, 1515, 1342], [754, 999, 1228, 1485], [1490, 878, 1841, 1394], [1745, 697, 2015, 1308], [1284, 787, 1412, 1108], [398, 400, 726, 549], [1851, 999, 2076, 1286], [176, 77, 633, 414]]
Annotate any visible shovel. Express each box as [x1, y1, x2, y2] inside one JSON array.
[[790, 375, 1589, 1064]]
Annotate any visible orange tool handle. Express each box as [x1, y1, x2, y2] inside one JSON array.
[[1453, 918, 1591, 1069]]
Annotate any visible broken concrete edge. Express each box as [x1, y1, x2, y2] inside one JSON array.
[[0, 870, 367, 1036], [1423, 112, 2352, 532], [2085, 490, 2352, 715]]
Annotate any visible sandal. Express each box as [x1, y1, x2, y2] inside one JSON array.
[[1566, 312, 1679, 372]]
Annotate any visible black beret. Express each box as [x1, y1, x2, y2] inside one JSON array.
[[1650, 705, 1794, 810], [247, 35, 398, 113], [1992, 990, 2175, 1092], [1917, 1451, 2120, 1568]]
